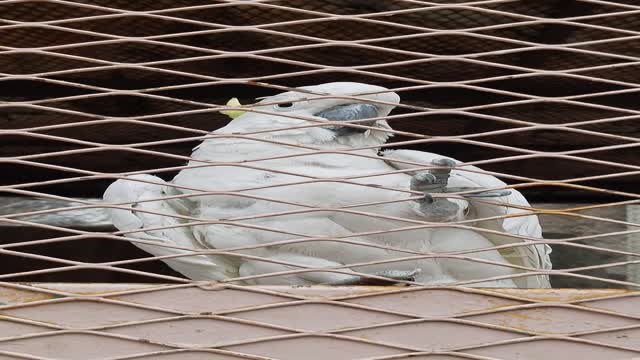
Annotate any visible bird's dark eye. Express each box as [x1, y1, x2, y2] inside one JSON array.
[[274, 102, 294, 109]]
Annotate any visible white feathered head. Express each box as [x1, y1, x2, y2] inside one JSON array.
[[218, 82, 400, 146]]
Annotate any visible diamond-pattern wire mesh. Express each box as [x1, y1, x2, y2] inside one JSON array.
[[1, 0, 640, 358]]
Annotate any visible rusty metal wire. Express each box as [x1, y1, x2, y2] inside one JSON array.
[[1, 0, 640, 359]]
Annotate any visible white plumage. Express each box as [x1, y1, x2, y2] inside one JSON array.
[[104, 82, 551, 288]]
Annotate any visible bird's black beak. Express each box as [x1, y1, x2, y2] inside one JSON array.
[[314, 103, 379, 136]]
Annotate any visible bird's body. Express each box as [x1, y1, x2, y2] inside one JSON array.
[[104, 82, 551, 288]]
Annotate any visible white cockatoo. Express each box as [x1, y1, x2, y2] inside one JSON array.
[[104, 82, 551, 288]]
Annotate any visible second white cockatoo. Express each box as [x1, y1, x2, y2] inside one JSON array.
[[104, 82, 551, 288]]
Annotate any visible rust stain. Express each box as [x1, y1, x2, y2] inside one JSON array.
[[480, 309, 555, 333], [0, 286, 56, 305], [481, 297, 524, 311], [490, 288, 634, 302], [0, 283, 163, 306]]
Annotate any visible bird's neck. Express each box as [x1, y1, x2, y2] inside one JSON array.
[[191, 135, 382, 163]]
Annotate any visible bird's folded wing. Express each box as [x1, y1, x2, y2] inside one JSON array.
[[103, 174, 235, 280]]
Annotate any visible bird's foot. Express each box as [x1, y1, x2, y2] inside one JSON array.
[[412, 158, 511, 199], [410, 158, 455, 193], [325, 269, 421, 286], [410, 159, 465, 221], [411, 158, 456, 211]]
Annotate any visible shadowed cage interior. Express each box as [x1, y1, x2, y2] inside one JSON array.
[[0, 1, 640, 359]]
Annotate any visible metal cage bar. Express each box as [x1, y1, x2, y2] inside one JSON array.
[[1, 0, 640, 359]]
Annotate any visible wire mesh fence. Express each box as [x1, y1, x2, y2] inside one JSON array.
[[1, 0, 640, 358]]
